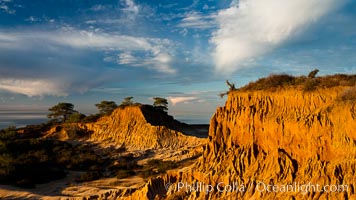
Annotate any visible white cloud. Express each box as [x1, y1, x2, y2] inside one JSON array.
[[212, 0, 344, 73], [178, 12, 216, 29], [0, 29, 177, 74], [152, 54, 176, 74], [51, 30, 152, 51], [117, 50, 176, 74], [122, 0, 139, 20], [118, 51, 136, 65], [168, 96, 198, 106], [0, 78, 68, 97], [25, 16, 40, 22], [0, 0, 15, 14], [90, 4, 110, 11]]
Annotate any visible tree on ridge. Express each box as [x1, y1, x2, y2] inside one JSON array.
[[95, 100, 118, 115]]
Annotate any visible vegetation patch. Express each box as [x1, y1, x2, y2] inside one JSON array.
[[0, 127, 106, 188], [236, 71, 356, 92], [337, 86, 356, 102]]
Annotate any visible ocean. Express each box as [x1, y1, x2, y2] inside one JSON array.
[[0, 112, 210, 130], [0, 111, 48, 130], [177, 118, 210, 125]]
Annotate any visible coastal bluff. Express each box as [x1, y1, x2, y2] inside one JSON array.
[[128, 86, 356, 199], [81, 105, 205, 150]]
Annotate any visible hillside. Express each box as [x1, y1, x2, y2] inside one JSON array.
[[0, 104, 207, 199], [2, 74, 356, 200], [44, 104, 206, 150], [82, 104, 205, 150], [127, 79, 356, 199]]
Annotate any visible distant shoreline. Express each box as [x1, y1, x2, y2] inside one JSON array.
[[0, 113, 210, 130], [0, 112, 47, 130]]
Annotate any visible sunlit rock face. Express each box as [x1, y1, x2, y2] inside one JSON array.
[[128, 87, 356, 200], [82, 105, 204, 150]]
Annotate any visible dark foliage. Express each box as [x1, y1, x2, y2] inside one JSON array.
[[48, 102, 76, 122], [95, 101, 118, 115], [120, 97, 134, 106], [308, 69, 319, 78], [153, 97, 169, 112], [0, 129, 104, 188]]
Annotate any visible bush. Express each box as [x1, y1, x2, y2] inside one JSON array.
[[76, 171, 102, 182], [116, 169, 136, 179], [66, 112, 86, 123], [64, 125, 90, 139], [0, 137, 105, 187], [238, 73, 356, 92], [303, 79, 319, 92], [0, 126, 17, 140], [82, 114, 101, 123], [241, 74, 295, 91], [337, 86, 356, 102]]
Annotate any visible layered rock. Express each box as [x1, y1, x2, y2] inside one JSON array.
[[81, 105, 204, 150], [129, 86, 356, 199]]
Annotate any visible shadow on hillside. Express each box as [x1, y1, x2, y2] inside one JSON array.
[[0, 137, 153, 198], [0, 136, 194, 198], [139, 105, 209, 138]]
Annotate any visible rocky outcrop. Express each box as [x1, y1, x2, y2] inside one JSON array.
[[128, 86, 356, 199], [81, 105, 204, 150]]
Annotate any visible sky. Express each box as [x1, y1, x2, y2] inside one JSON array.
[[0, 0, 355, 123]]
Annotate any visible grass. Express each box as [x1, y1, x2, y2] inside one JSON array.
[[238, 73, 356, 92]]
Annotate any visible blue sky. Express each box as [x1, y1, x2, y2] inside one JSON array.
[[0, 0, 355, 123]]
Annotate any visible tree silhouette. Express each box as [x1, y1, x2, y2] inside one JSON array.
[[226, 80, 236, 91], [220, 80, 237, 98], [48, 102, 76, 122], [153, 97, 168, 112], [120, 97, 134, 106], [308, 69, 319, 78], [95, 101, 118, 115]]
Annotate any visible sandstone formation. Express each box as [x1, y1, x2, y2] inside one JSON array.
[[128, 86, 356, 200], [81, 105, 204, 150]]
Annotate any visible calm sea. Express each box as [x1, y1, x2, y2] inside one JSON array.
[[0, 112, 209, 130], [0, 111, 48, 130], [177, 118, 210, 125]]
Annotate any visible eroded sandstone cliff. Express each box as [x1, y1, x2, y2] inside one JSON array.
[[82, 105, 204, 150], [129, 86, 356, 200]]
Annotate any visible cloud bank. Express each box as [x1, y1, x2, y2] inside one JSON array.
[[168, 96, 198, 106], [0, 28, 177, 96], [0, 78, 68, 97], [212, 0, 344, 73]]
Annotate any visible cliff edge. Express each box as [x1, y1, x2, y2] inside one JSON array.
[[81, 104, 205, 150], [129, 84, 356, 200]]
